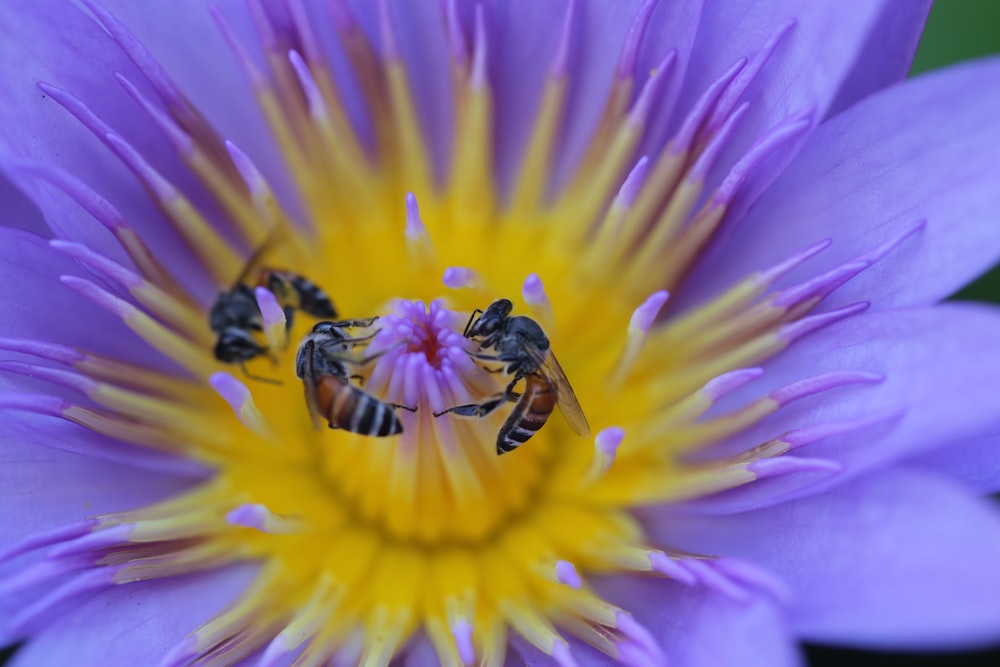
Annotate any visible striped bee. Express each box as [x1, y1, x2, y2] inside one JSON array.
[[434, 299, 589, 454], [209, 232, 336, 380], [296, 320, 414, 436]]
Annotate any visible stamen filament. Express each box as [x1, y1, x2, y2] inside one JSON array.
[[610, 291, 669, 388], [210, 372, 271, 438], [522, 273, 555, 330]]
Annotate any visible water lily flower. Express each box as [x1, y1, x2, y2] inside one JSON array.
[[2, 1, 1000, 665]]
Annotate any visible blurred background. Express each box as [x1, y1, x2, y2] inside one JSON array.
[[918, 0, 1000, 305], [808, 3, 1000, 666], [1, 1, 999, 665]]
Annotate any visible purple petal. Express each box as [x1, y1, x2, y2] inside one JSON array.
[[0, 228, 166, 366], [654, 468, 1000, 649], [551, 0, 703, 189], [826, 1, 932, 115], [0, 421, 198, 635], [707, 304, 1000, 484], [0, 409, 206, 478], [590, 576, 802, 667], [672, 0, 924, 199], [0, 172, 44, 234], [92, 0, 284, 177], [508, 640, 560, 667], [478, 0, 701, 195], [674, 455, 846, 516], [682, 56, 1000, 311], [910, 433, 1000, 495], [0, 421, 195, 545], [0, 0, 242, 289], [8, 565, 257, 667], [339, 0, 454, 185], [403, 633, 442, 667]]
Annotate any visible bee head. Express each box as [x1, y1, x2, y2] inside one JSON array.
[[214, 328, 268, 363], [470, 299, 512, 338]]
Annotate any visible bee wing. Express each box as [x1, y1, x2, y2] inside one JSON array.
[[301, 371, 326, 431], [298, 338, 327, 431], [231, 224, 288, 288], [526, 345, 590, 437]]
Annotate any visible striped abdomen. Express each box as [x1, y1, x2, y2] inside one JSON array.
[[496, 374, 556, 454], [258, 270, 338, 320], [285, 273, 337, 318], [315, 375, 403, 437]]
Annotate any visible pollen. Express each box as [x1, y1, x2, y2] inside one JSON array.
[[0, 2, 927, 665]]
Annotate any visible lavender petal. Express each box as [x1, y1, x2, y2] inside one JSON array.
[[653, 469, 1000, 649], [591, 576, 803, 667], [0, 172, 44, 234], [707, 304, 1000, 485], [0, 229, 168, 366], [682, 56, 1000, 312], [7, 565, 257, 667], [673, 0, 919, 202], [910, 433, 1000, 495], [826, 1, 932, 115]]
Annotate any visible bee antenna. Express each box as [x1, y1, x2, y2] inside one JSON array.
[[463, 309, 483, 337], [239, 362, 283, 385], [230, 225, 289, 289]]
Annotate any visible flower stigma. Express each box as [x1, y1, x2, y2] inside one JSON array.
[[0, 2, 931, 665]]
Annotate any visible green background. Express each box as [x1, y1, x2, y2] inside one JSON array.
[[912, 0, 1000, 72], [915, 0, 1000, 304]]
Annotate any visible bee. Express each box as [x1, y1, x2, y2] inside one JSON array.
[[210, 232, 337, 380], [296, 320, 415, 436], [434, 299, 590, 454]]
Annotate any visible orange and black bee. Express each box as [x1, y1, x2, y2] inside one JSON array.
[[434, 299, 589, 454], [296, 320, 414, 436]]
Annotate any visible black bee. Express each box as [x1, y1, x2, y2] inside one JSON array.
[[209, 233, 336, 380], [296, 320, 415, 436], [434, 299, 589, 454]]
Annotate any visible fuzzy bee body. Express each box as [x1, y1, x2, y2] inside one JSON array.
[[209, 227, 338, 378], [296, 320, 409, 437], [435, 299, 589, 455], [257, 270, 337, 323], [209, 283, 268, 364]]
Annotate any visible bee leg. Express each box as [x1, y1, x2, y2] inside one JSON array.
[[315, 342, 391, 368], [334, 317, 380, 329], [391, 403, 418, 413], [238, 362, 283, 385], [275, 308, 296, 351], [497, 374, 526, 402], [466, 352, 509, 374], [339, 331, 379, 345], [351, 342, 406, 365], [433, 395, 508, 418], [477, 364, 505, 374], [503, 377, 523, 399]]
